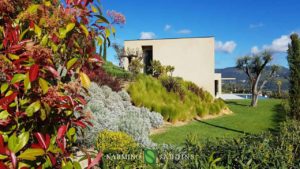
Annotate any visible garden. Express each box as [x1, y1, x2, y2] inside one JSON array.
[[1, 0, 300, 169]]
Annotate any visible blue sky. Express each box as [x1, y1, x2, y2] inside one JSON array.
[[100, 0, 300, 68]]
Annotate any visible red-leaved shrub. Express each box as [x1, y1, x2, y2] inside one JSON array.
[[82, 63, 122, 92], [0, 0, 123, 168]]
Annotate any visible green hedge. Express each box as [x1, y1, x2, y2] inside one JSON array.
[[127, 74, 227, 122], [98, 120, 300, 168]]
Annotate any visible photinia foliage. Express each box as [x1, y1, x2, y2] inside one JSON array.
[[0, 0, 122, 168]]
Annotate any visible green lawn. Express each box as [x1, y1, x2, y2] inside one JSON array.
[[151, 99, 286, 145]]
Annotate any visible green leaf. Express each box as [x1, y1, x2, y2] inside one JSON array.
[[18, 148, 45, 161], [11, 74, 26, 84], [40, 34, 49, 46], [97, 37, 103, 46], [62, 161, 73, 169], [15, 132, 30, 153], [34, 24, 42, 38], [96, 15, 110, 24], [91, 5, 98, 13], [25, 101, 41, 117], [105, 28, 110, 38], [50, 42, 58, 52], [40, 108, 46, 121], [8, 134, 18, 151], [111, 26, 116, 37], [9, 102, 16, 107], [8, 132, 29, 153], [20, 98, 30, 106], [19, 28, 29, 41], [24, 72, 31, 92], [73, 161, 82, 169], [27, 4, 39, 14], [1, 83, 9, 94], [66, 58, 78, 70], [80, 24, 89, 37], [67, 127, 76, 140], [0, 110, 9, 120], [0, 154, 8, 160], [5, 90, 13, 96], [39, 78, 49, 94], [8, 53, 19, 60], [79, 72, 91, 89], [66, 23, 75, 33], [59, 28, 67, 39], [68, 127, 76, 136], [44, 1, 51, 7]]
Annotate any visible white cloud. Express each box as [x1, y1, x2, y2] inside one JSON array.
[[177, 29, 192, 34], [140, 32, 156, 39], [215, 40, 237, 53], [164, 24, 171, 31], [263, 35, 290, 53], [251, 34, 291, 54], [249, 23, 264, 29], [251, 46, 260, 55]]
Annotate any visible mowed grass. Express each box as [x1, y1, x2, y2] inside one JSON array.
[[151, 99, 285, 145]]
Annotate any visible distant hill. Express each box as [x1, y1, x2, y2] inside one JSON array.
[[215, 66, 290, 91]]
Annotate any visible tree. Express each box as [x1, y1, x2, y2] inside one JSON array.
[[236, 52, 279, 107], [287, 33, 300, 120]]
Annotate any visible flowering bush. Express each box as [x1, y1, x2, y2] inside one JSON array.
[[107, 10, 126, 25], [81, 83, 164, 147], [0, 0, 121, 168]]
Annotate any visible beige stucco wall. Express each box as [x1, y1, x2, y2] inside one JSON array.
[[124, 37, 217, 96]]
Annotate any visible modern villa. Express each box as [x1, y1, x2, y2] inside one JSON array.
[[124, 37, 222, 97]]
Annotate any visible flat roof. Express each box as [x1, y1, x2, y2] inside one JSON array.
[[222, 78, 236, 80], [125, 36, 214, 41]]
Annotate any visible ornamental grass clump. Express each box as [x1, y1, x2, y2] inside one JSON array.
[[128, 74, 227, 122]]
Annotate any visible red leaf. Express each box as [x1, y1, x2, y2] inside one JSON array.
[[29, 64, 39, 82], [48, 153, 57, 166], [0, 119, 11, 127], [0, 135, 5, 154], [66, 0, 72, 4], [85, 120, 93, 127], [77, 96, 87, 105], [34, 132, 47, 149], [72, 120, 87, 128], [29, 21, 34, 29], [57, 125, 67, 139], [7, 44, 23, 53], [31, 144, 43, 149], [45, 66, 59, 78], [45, 134, 50, 149], [0, 93, 18, 110], [0, 161, 8, 169], [57, 137, 66, 153], [87, 152, 103, 169]]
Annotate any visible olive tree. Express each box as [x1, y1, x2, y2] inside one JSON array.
[[236, 51, 279, 107]]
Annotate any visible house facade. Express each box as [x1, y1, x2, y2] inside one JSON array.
[[124, 37, 222, 97]]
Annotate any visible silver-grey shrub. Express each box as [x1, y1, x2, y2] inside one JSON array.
[[81, 82, 163, 147]]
